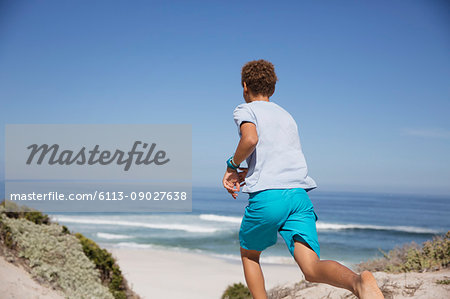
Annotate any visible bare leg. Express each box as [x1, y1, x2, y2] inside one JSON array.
[[293, 241, 384, 299], [240, 247, 267, 299]]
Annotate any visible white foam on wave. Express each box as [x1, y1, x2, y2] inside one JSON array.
[[260, 256, 297, 265], [198, 214, 438, 234], [316, 222, 438, 234], [114, 242, 155, 249], [109, 243, 295, 265], [211, 253, 296, 265], [97, 232, 132, 240], [50, 215, 438, 235], [51, 216, 218, 233], [105, 243, 354, 268], [199, 214, 242, 224]]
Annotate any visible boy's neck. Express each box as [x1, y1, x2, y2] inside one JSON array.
[[247, 94, 270, 103]]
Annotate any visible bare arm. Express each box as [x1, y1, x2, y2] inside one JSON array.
[[233, 122, 258, 165], [222, 122, 258, 198]]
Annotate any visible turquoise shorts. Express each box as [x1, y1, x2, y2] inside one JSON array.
[[239, 188, 320, 258]]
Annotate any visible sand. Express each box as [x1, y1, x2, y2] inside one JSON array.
[[0, 255, 65, 299], [109, 248, 304, 299], [110, 248, 450, 299], [273, 269, 450, 299], [1, 246, 448, 299]]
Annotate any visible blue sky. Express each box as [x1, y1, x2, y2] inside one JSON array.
[[1, 0, 449, 195]]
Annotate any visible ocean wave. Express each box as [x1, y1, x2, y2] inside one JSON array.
[[260, 256, 297, 265], [109, 244, 295, 265], [50, 215, 438, 235], [316, 222, 439, 234], [97, 232, 132, 240], [199, 214, 438, 234], [51, 216, 219, 233], [199, 214, 242, 224], [113, 242, 155, 249], [211, 253, 296, 265]]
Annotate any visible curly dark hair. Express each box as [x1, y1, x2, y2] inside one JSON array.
[[241, 59, 278, 97]]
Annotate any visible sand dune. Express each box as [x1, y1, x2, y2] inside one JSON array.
[[0, 255, 64, 299], [110, 248, 450, 299]]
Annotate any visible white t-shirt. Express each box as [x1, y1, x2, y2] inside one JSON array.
[[233, 101, 317, 193]]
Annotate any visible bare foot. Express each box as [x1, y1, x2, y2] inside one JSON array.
[[355, 271, 384, 299]]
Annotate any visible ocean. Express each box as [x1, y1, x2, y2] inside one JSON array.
[[2, 185, 449, 268]]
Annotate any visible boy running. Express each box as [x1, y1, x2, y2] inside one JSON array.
[[222, 59, 384, 299]]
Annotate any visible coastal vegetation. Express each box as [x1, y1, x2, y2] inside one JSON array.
[[0, 200, 139, 299], [221, 282, 252, 299], [222, 231, 450, 298], [356, 231, 449, 273]]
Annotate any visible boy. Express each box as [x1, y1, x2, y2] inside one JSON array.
[[222, 60, 384, 299]]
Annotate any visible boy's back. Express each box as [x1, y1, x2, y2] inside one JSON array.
[[223, 59, 385, 299], [233, 100, 317, 193]]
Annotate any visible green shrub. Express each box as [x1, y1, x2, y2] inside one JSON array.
[[222, 282, 252, 299], [357, 231, 450, 273], [1, 214, 114, 299], [0, 200, 50, 225], [61, 225, 70, 234], [0, 216, 15, 249], [1, 201, 138, 298], [75, 233, 127, 299]]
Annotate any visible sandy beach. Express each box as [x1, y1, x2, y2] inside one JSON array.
[[109, 248, 304, 299], [109, 248, 450, 299], [1, 245, 448, 299]]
